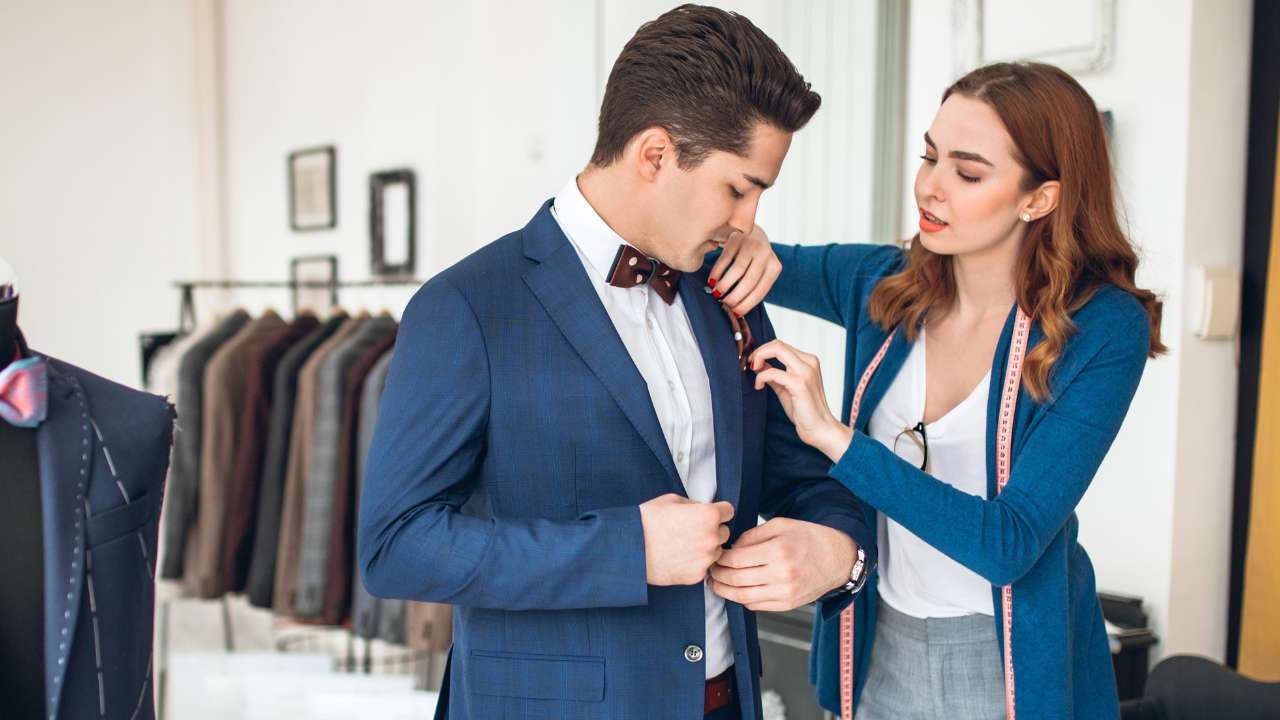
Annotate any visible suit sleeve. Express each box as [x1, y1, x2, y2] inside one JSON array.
[[752, 307, 876, 616], [357, 276, 649, 611]]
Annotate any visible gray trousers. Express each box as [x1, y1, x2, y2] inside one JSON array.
[[853, 599, 1006, 720]]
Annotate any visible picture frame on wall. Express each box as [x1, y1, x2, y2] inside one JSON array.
[[369, 168, 416, 277], [951, 0, 1116, 77], [288, 145, 337, 231], [290, 254, 339, 314]]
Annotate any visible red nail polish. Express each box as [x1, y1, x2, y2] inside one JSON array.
[[713, 290, 722, 299], [708, 277, 717, 288]]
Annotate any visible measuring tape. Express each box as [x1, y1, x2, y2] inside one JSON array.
[[839, 308, 1030, 719]]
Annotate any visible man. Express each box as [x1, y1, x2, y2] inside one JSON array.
[[359, 6, 873, 719]]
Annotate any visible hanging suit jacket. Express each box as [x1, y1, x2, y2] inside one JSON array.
[[350, 350, 407, 643], [359, 202, 874, 719], [221, 313, 320, 593], [295, 315, 397, 618], [319, 328, 398, 626], [274, 314, 367, 615], [246, 313, 346, 608], [160, 310, 249, 579], [30, 342, 174, 720], [185, 310, 287, 598]]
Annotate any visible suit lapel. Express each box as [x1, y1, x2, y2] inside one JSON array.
[[677, 275, 743, 508], [521, 207, 683, 491], [35, 359, 92, 719]]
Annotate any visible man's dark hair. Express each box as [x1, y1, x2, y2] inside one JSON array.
[[590, 4, 821, 169]]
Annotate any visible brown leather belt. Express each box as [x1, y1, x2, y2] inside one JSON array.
[[704, 667, 735, 715]]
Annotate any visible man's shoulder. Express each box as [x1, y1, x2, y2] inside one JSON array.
[[436, 228, 531, 292], [402, 215, 549, 325]]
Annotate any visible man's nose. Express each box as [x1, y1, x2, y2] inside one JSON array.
[[729, 197, 761, 235]]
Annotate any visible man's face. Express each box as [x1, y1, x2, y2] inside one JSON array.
[[644, 122, 792, 272]]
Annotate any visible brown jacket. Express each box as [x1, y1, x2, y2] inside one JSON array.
[[185, 311, 287, 598], [273, 313, 366, 615], [219, 313, 320, 593]]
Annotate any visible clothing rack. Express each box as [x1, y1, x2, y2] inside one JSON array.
[[173, 276, 425, 330], [154, 275, 430, 719]]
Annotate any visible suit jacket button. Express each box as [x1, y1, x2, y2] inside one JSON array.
[[684, 645, 704, 663]]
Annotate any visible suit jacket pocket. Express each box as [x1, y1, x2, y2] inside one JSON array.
[[87, 493, 151, 548], [470, 650, 605, 702]]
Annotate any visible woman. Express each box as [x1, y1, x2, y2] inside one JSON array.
[[706, 62, 1165, 719]]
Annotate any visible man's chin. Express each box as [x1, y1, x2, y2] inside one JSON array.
[[673, 255, 706, 273]]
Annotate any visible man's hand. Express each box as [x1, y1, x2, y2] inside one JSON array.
[[639, 494, 735, 586], [708, 517, 855, 611]]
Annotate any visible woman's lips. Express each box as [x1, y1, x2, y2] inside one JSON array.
[[919, 208, 948, 233]]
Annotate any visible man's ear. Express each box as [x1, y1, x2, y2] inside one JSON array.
[[632, 127, 674, 183]]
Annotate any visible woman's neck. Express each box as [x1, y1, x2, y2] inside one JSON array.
[[945, 242, 1018, 326]]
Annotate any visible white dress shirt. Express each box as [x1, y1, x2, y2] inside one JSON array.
[[551, 176, 732, 679], [868, 329, 995, 618]]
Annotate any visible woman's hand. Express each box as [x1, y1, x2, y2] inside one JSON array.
[[750, 339, 854, 462], [708, 224, 781, 316]]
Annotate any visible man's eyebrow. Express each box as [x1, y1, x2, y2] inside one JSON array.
[[743, 174, 771, 190]]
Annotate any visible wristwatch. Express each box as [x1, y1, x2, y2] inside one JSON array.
[[841, 546, 869, 595]]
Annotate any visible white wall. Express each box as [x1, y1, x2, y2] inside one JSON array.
[[0, 0, 206, 387], [1164, 0, 1252, 660], [902, 0, 1251, 663], [217, 0, 885, 421], [216, 0, 600, 317]]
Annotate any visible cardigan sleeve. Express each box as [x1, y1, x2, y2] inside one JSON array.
[[766, 243, 902, 328], [827, 305, 1151, 586]]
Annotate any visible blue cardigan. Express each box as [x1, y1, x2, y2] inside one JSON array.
[[766, 242, 1150, 718]]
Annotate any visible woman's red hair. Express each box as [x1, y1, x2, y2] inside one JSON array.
[[868, 62, 1166, 401]]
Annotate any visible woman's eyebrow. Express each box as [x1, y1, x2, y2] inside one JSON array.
[[924, 131, 994, 166]]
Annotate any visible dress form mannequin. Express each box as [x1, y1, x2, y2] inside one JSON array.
[[0, 254, 174, 719], [0, 255, 45, 719]]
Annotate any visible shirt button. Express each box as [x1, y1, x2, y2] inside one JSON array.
[[646, 318, 655, 329], [684, 645, 704, 663], [677, 451, 685, 463]]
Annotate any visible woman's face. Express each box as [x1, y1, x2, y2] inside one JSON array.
[[913, 94, 1033, 260]]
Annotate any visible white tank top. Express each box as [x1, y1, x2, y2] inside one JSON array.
[[867, 328, 995, 618]]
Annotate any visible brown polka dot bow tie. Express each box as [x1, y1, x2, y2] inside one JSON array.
[[606, 245, 681, 304], [605, 245, 754, 371]]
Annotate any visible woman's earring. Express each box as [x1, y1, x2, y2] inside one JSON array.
[[1021, 212, 1032, 222]]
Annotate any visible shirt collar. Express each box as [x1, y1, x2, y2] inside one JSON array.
[[551, 176, 637, 284]]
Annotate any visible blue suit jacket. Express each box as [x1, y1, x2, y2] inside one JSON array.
[[30, 348, 173, 720], [359, 202, 873, 719]]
